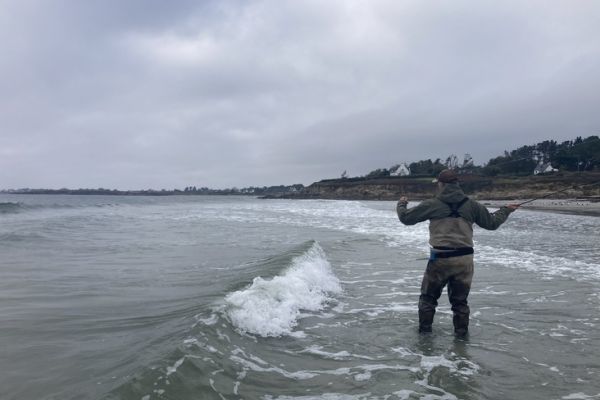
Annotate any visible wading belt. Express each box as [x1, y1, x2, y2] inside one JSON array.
[[429, 246, 474, 261]]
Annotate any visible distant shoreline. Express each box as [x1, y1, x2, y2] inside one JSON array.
[[0, 191, 240, 196], [481, 199, 600, 217], [3, 172, 600, 217], [0, 185, 303, 197], [3, 192, 599, 218]]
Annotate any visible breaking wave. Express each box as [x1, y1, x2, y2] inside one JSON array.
[[224, 241, 342, 337]]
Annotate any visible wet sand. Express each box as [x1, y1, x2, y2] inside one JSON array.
[[482, 198, 600, 217]]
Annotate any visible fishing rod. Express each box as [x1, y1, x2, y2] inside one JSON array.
[[516, 179, 600, 206]]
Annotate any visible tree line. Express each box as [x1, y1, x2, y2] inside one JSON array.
[[358, 135, 600, 179]]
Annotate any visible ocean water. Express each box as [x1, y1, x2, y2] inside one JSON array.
[[1, 194, 599, 400]]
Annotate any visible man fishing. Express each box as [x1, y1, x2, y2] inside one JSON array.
[[397, 169, 519, 337]]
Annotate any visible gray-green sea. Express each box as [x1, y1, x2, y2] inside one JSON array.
[[1, 194, 599, 400]]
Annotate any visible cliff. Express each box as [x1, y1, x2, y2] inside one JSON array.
[[268, 172, 600, 201]]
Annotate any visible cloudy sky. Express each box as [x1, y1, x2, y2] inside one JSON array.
[[1, 0, 599, 189]]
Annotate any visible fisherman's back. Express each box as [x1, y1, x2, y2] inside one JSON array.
[[395, 169, 518, 336], [397, 183, 514, 248]]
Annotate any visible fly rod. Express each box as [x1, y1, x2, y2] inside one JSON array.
[[516, 180, 600, 206]]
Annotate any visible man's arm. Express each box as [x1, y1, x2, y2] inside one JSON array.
[[397, 196, 435, 225], [471, 201, 519, 230]]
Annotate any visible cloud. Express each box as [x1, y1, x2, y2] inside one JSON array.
[[1, 0, 600, 189]]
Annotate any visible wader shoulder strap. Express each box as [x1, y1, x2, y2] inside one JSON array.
[[444, 197, 469, 218]]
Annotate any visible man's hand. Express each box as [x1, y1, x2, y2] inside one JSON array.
[[507, 203, 520, 211], [398, 196, 409, 209]]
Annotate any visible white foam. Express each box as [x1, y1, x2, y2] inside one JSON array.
[[224, 242, 342, 337], [299, 346, 352, 360], [476, 243, 600, 281], [210, 200, 429, 250], [346, 302, 415, 316], [166, 357, 185, 376], [230, 355, 317, 379], [562, 394, 600, 400], [420, 355, 479, 376], [298, 345, 375, 360], [353, 371, 370, 381], [197, 313, 219, 326], [393, 390, 417, 400], [264, 394, 378, 400], [392, 347, 480, 395]]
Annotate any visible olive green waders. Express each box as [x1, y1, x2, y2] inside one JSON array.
[[419, 254, 474, 336]]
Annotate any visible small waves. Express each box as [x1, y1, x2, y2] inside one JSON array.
[[476, 244, 600, 282], [0, 232, 50, 242], [0, 202, 27, 214], [223, 241, 342, 337], [0, 201, 78, 215], [0, 200, 126, 216], [199, 199, 600, 281], [200, 199, 430, 249]]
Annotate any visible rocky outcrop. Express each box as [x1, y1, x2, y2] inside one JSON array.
[[270, 172, 600, 201]]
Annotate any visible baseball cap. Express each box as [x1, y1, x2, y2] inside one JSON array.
[[432, 169, 458, 183]]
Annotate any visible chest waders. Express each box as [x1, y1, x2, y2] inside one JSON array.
[[421, 197, 474, 336], [428, 197, 473, 261]]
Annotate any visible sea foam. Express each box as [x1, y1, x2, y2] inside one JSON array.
[[224, 242, 342, 337]]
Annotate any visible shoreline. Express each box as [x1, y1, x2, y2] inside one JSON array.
[[3, 192, 600, 217], [481, 198, 600, 217]]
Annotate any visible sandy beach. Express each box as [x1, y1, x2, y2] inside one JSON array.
[[482, 198, 600, 217]]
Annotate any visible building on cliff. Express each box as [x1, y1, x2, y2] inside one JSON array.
[[390, 163, 411, 176], [534, 162, 558, 175]]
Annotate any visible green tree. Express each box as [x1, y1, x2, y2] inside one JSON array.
[[365, 168, 390, 179]]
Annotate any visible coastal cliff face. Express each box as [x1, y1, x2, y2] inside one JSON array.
[[277, 173, 600, 201]]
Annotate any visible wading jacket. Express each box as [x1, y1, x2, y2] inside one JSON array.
[[396, 184, 514, 248]]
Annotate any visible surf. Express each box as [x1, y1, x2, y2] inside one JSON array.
[[223, 241, 342, 337]]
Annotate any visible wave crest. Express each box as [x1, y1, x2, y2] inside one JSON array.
[[224, 242, 342, 337]]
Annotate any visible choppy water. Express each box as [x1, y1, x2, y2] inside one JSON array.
[[1, 195, 599, 400]]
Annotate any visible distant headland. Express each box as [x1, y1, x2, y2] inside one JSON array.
[[3, 136, 599, 202], [0, 185, 304, 197]]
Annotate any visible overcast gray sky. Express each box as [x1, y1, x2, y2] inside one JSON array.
[[1, 0, 599, 189]]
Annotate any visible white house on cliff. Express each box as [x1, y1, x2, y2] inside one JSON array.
[[534, 162, 558, 175], [390, 163, 411, 176]]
